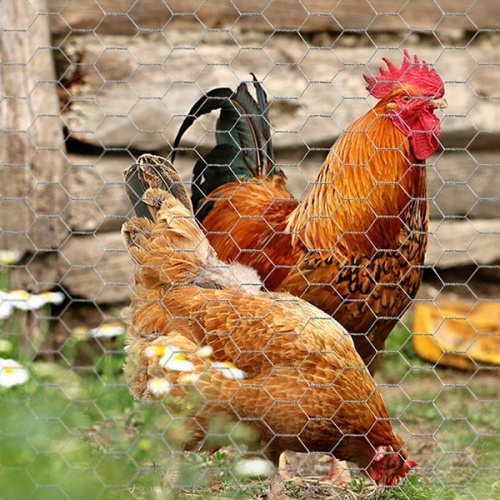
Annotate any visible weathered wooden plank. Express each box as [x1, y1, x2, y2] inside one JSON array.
[[426, 151, 500, 220], [60, 154, 133, 233], [56, 35, 500, 153], [426, 219, 500, 269], [45, 0, 500, 36], [60, 150, 498, 236], [0, 0, 69, 254], [18, 218, 496, 305], [58, 232, 134, 304]]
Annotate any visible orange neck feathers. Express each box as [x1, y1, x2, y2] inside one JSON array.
[[287, 98, 427, 255]]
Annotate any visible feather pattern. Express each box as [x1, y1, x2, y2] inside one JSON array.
[[124, 154, 193, 221], [179, 55, 444, 376]]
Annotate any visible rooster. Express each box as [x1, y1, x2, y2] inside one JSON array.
[[170, 50, 447, 376], [122, 159, 417, 498]]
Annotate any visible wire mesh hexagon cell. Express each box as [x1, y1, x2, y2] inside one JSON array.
[[1, 0, 499, 498]]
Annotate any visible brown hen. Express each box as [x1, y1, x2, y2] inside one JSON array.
[[122, 160, 417, 498]]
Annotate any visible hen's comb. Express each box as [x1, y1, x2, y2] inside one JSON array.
[[364, 50, 444, 99]]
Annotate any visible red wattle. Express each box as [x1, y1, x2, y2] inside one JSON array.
[[409, 113, 441, 160], [392, 111, 442, 161]]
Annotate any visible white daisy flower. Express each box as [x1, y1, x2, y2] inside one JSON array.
[[197, 345, 213, 358], [147, 377, 172, 397], [0, 250, 23, 265], [178, 372, 201, 385], [88, 323, 125, 338], [7, 290, 45, 311], [0, 293, 14, 320], [144, 345, 166, 359], [159, 346, 195, 372], [0, 359, 29, 388], [233, 457, 274, 478], [211, 361, 246, 380], [39, 291, 65, 306]]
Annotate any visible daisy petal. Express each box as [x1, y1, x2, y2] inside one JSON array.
[[159, 346, 195, 372], [0, 293, 14, 320], [197, 345, 214, 358], [8, 290, 45, 311], [0, 250, 23, 265], [147, 377, 172, 397], [88, 323, 125, 338], [144, 345, 166, 359], [39, 291, 65, 305], [234, 457, 274, 478], [211, 361, 246, 380]]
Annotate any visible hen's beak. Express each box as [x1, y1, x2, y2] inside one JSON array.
[[433, 97, 448, 109]]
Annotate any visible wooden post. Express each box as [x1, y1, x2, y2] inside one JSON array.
[[0, 0, 68, 260]]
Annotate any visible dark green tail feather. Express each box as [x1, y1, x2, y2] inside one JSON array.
[[251, 73, 273, 162], [191, 143, 243, 222], [171, 79, 279, 220], [171, 87, 234, 164]]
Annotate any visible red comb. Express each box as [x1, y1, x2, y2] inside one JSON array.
[[364, 50, 444, 99]]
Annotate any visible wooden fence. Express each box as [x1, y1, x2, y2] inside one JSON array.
[[2, 0, 499, 309]]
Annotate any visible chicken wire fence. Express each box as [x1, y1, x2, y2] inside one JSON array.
[[1, 0, 499, 498]]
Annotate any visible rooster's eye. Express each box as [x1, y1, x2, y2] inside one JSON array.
[[401, 95, 411, 103]]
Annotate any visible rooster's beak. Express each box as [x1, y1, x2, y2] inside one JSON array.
[[433, 97, 448, 109]]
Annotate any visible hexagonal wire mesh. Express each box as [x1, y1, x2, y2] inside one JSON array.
[[0, 0, 499, 498]]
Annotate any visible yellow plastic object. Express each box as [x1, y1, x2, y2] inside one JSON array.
[[412, 302, 500, 370]]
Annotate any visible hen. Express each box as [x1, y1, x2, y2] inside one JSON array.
[[122, 158, 417, 498], [170, 51, 447, 375]]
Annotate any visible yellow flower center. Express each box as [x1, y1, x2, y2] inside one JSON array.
[[155, 346, 166, 357], [138, 438, 152, 451]]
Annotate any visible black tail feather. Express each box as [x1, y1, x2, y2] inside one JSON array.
[[171, 88, 234, 164], [191, 143, 241, 221], [171, 78, 278, 218], [251, 73, 274, 166]]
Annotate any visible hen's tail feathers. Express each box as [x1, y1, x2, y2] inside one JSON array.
[[124, 154, 193, 221], [171, 78, 280, 219], [122, 158, 212, 285]]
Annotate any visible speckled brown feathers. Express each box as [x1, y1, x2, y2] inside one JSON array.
[[173, 56, 445, 377]]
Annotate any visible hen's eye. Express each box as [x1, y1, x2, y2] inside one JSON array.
[[401, 95, 411, 103]]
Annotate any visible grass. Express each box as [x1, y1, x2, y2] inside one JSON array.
[[1, 311, 499, 499], [0, 338, 271, 499], [377, 320, 500, 500]]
